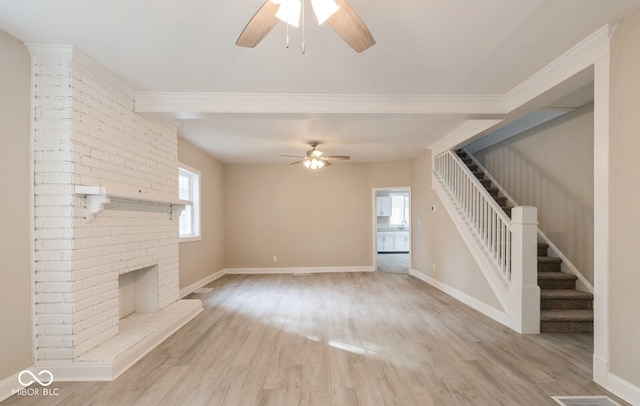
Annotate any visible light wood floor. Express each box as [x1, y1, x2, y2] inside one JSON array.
[[4, 272, 628, 406], [376, 253, 409, 273]]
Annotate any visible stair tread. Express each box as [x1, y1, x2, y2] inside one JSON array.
[[537, 242, 549, 248], [540, 309, 593, 322], [537, 272, 577, 280], [540, 289, 593, 299], [538, 256, 562, 263]]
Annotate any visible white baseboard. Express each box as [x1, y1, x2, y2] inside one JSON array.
[[604, 371, 640, 406], [225, 266, 374, 275], [410, 269, 508, 326], [0, 368, 31, 403], [593, 353, 610, 388], [179, 270, 226, 298]]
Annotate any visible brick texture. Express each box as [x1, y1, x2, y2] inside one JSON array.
[[32, 47, 180, 362]]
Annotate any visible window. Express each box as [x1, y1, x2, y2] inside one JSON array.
[[178, 164, 200, 241], [389, 193, 409, 227]]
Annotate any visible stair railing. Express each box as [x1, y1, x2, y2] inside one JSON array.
[[435, 150, 513, 283], [459, 147, 594, 294], [434, 150, 540, 334]]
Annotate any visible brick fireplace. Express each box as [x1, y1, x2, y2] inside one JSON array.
[[30, 45, 201, 380]]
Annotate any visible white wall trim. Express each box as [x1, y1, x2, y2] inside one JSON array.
[[28, 39, 37, 380], [410, 269, 508, 327], [428, 24, 613, 156], [603, 371, 640, 406], [0, 368, 32, 403], [505, 24, 613, 112], [428, 119, 503, 157], [135, 92, 506, 118], [179, 270, 225, 298], [431, 172, 509, 310], [24, 43, 73, 57], [593, 55, 611, 390], [225, 266, 374, 275]]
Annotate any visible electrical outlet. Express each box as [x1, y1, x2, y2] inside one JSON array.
[[433, 263, 436, 271], [272, 256, 277, 262]]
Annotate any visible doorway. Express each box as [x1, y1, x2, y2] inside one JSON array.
[[373, 187, 411, 274]]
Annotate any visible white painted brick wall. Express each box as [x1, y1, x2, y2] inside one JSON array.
[[31, 46, 181, 363], [32, 48, 76, 363]]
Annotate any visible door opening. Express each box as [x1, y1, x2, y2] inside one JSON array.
[[373, 187, 411, 274]]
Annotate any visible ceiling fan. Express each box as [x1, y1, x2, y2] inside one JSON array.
[[236, 0, 375, 53], [280, 142, 350, 169]]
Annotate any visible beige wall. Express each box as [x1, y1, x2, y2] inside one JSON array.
[[223, 156, 500, 310], [224, 163, 372, 268], [473, 103, 595, 285], [609, 10, 640, 388], [411, 151, 502, 309], [178, 137, 225, 290], [0, 31, 33, 379], [369, 159, 413, 188]]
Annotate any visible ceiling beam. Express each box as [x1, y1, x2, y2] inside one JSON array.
[[134, 92, 508, 119]]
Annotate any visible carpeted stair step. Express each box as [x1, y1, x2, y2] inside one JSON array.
[[538, 256, 562, 272], [538, 271, 578, 289], [493, 196, 507, 206], [540, 309, 593, 333], [538, 242, 548, 256], [456, 150, 593, 334], [479, 179, 491, 187], [540, 289, 593, 310]]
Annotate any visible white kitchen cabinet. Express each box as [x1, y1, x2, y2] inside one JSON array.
[[394, 232, 409, 252], [377, 232, 395, 252], [376, 196, 392, 217]]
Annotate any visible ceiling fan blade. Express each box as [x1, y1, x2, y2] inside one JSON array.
[[327, 0, 376, 53], [279, 154, 305, 158], [236, 0, 280, 48], [289, 160, 305, 165], [324, 155, 350, 160], [322, 160, 333, 166]]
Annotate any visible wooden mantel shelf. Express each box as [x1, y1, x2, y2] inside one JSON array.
[[74, 185, 190, 220]]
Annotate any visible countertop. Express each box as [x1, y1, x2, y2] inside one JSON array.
[[377, 228, 410, 233]]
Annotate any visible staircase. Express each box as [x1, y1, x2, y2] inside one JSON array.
[[456, 150, 593, 333]]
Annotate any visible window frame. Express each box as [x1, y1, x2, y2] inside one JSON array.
[[388, 193, 409, 227], [178, 163, 201, 242]]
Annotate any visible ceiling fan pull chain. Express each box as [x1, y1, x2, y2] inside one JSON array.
[[286, 21, 290, 48], [285, 1, 290, 48], [301, 0, 306, 54]]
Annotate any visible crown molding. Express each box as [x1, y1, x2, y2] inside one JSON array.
[[25, 43, 73, 57], [505, 23, 613, 112], [427, 119, 502, 156], [134, 91, 507, 118]]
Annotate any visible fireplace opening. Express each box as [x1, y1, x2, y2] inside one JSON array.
[[118, 265, 159, 319]]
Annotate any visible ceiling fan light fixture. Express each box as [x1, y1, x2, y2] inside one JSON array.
[[274, 0, 301, 27], [303, 158, 324, 169], [309, 149, 323, 158], [311, 0, 340, 24]]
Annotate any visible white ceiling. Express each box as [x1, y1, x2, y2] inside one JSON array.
[[1, 0, 639, 163]]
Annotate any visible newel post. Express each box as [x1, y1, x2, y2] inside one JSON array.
[[508, 206, 540, 334]]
